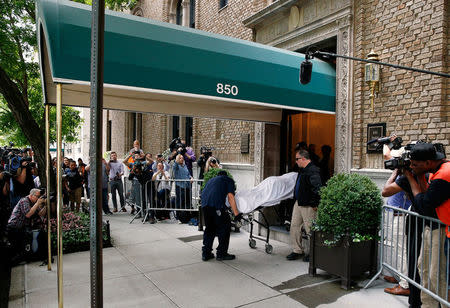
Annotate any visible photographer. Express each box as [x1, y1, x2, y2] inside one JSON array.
[[381, 142, 413, 298], [404, 143, 449, 308], [108, 152, 125, 212], [197, 146, 214, 179], [152, 162, 171, 217], [172, 154, 193, 223], [7, 188, 47, 264], [169, 138, 196, 176], [125, 140, 144, 170], [127, 157, 154, 222], [381, 138, 427, 307], [204, 156, 222, 174], [10, 158, 36, 208], [152, 154, 170, 173]]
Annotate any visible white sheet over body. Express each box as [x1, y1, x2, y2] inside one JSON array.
[[229, 172, 298, 214]]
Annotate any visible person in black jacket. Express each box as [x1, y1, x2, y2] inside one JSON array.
[[286, 150, 322, 261]]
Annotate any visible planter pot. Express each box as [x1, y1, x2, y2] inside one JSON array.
[[309, 230, 377, 290]]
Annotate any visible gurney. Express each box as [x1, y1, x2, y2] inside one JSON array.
[[227, 172, 297, 254]]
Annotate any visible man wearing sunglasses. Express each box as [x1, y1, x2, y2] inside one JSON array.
[[286, 150, 322, 262]]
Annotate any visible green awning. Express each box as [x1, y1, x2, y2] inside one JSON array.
[[37, 0, 336, 123]]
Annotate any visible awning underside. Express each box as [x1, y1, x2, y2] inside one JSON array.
[[38, 0, 336, 123]]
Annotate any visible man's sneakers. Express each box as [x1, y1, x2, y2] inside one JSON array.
[[216, 254, 236, 261], [384, 285, 410, 296], [286, 252, 303, 260], [202, 253, 215, 261]]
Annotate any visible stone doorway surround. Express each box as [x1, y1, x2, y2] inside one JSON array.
[[245, 0, 354, 183]]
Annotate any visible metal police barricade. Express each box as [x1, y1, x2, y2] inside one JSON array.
[[365, 205, 449, 307], [123, 177, 144, 223], [144, 178, 203, 229]]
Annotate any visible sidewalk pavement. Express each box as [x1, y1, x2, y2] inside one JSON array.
[[9, 213, 408, 307]]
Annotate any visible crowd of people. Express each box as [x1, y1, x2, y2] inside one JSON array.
[[1, 136, 448, 307]]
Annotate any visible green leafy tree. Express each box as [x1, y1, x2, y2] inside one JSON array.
[[0, 0, 135, 186]]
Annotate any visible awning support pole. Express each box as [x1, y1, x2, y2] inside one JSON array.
[[45, 103, 52, 271], [89, 0, 105, 306], [56, 83, 63, 307]]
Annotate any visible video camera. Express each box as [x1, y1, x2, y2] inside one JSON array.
[[367, 136, 403, 151], [0, 143, 30, 173], [132, 159, 146, 172], [200, 146, 214, 160], [169, 137, 186, 155], [384, 143, 415, 170], [379, 137, 446, 170]]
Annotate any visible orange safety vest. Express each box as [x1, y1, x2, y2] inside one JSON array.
[[430, 161, 450, 237]]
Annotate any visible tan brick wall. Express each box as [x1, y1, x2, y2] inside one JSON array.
[[141, 113, 168, 154], [196, 0, 268, 40], [139, 0, 168, 22], [193, 118, 255, 164], [109, 110, 128, 157], [352, 0, 449, 169]]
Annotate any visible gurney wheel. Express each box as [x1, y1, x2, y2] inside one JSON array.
[[265, 244, 273, 254], [249, 239, 257, 249]]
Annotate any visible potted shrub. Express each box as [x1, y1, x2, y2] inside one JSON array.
[[309, 173, 382, 289]]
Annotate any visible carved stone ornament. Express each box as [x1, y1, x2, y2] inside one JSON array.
[[254, 122, 265, 185]]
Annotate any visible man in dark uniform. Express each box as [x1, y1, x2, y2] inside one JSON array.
[[201, 170, 240, 261]]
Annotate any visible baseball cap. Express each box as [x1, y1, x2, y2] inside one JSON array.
[[410, 143, 445, 161]]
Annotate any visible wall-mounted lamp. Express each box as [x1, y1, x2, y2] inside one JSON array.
[[364, 50, 380, 113]]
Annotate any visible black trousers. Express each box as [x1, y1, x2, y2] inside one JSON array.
[[406, 215, 423, 308], [202, 206, 231, 257]]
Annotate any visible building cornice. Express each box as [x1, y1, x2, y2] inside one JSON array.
[[243, 0, 298, 28], [268, 7, 352, 48]]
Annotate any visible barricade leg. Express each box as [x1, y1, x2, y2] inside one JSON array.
[[419, 226, 447, 308]]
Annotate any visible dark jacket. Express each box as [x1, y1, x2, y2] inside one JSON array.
[[295, 162, 322, 207]]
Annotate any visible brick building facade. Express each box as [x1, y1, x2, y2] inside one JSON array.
[[77, 0, 448, 188]]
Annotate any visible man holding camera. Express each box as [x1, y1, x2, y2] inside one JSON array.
[[404, 143, 449, 308], [126, 156, 154, 222], [152, 154, 170, 173], [7, 188, 47, 263], [152, 162, 171, 212], [10, 158, 36, 208], [169, 138, 196, 176], [108, 152, 125, 213]]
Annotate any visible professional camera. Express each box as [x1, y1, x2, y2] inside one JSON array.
[[383, 139, 446, 170], [384, 143, 414, 170], [0, 143, 23, 173], [169, 137, 186, 155], [367, 136, 403, 151], [200, 146, 214, 159], [132, 159, 145, 172], [210, 158, 217, 165]]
